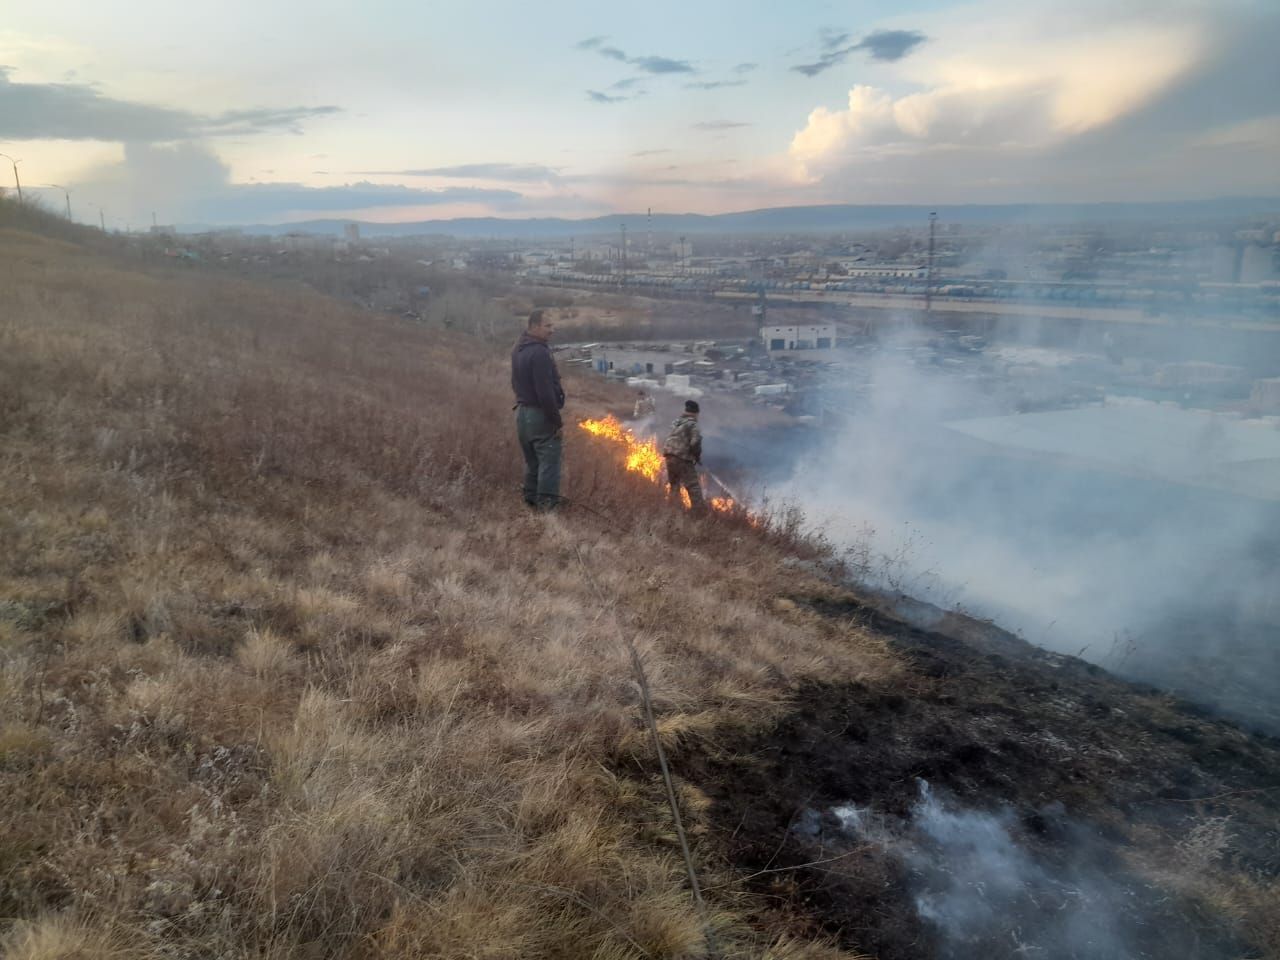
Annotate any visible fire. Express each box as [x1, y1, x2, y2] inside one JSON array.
[[579, 415, 664, 481], [578, 414, 755, 522]]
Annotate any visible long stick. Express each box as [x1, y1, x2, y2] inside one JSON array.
[[627, 640, 719, 956], [572, 543, 718, 955]]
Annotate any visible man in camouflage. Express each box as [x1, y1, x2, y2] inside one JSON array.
[[662, 400, 707, 515], [632, 390, 656, 420]]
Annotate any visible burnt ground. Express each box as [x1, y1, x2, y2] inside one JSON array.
[[666, 589, 1280, 960]]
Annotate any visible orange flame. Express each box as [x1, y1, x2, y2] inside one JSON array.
[[579, 414, 755, 522], [579, 415, 664, 481]]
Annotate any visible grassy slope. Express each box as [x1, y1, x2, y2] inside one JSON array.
[[3, 208, 1276, 960], [0, 212, 894, 959]]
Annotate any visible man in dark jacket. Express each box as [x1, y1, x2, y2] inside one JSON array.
[[511, 309, 565, 510], [662, 400, 706, 515]]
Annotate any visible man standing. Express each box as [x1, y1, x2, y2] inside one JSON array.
[[662, 400, 706, 515], [632, 390, 656, 420], [511, 309, 565, 510]]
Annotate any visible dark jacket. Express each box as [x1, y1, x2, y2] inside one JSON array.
[[511, 332, 565, 430]]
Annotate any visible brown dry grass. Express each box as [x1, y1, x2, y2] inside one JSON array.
[[0, 206, 896, 958]]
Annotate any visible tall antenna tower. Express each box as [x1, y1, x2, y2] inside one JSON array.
[[925, 211, 937, 312], [620, 222, 627, 286]]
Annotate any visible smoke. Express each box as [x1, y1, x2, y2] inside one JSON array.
[[773, 334, 1280, 730], [828, 782, 1213, 960]]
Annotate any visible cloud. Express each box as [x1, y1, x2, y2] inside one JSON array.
[[0, 66, 337, 142], [685, 79, 747, 90], [631, 148, 670, 156], [75, 142, 524, 225], [820, 28, 852, 50], [786, 1, 1280, 201], [629, 55, 695, 75], [611, 77, 643, 91], [353, 163, 559, 182], [693, 121, 752, 131], [219, 181, 519, 218], [733, 62, 759, 74], [792, 27, 928, 76], [586, 90, 629, 104], [200, 105, 341, 136], [574, 39, 696, 75], [856, 29, 928, 62]]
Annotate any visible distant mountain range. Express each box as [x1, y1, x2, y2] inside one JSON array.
[[189, 197, 1280, 240]]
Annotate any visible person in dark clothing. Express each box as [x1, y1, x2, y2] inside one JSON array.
[[511, 309, 565, 510], [662, 399, 706, 515]]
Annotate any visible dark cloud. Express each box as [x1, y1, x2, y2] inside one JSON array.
[[75, 142, 525, 225], [575, 41, 696, 75], [856, 29, 928, 62], [791, 27, 927, 76], [692, 120, 752, 130], [0, 67, 337, 141], [354, 162, 559, 182], [684, 79, 747, 90], [791, 51, 850, 77], [0, 66, 194, 140], [733, 62, 758, 74], [629, 55, 695, 75]]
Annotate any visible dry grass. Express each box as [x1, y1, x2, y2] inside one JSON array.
[[0, 207, 895, 958]]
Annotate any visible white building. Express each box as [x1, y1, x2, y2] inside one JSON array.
[[840, 262, 927, 279], [761, 323, 836, 353]]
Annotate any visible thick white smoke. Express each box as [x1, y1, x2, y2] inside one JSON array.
[[773, 343, 1280, 729]]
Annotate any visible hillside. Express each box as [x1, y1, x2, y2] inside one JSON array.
[[2, 202, 1278, 960]]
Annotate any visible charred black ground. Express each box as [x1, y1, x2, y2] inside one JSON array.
[[665, 588, 1280, 959]]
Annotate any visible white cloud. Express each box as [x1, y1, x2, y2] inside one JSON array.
[[785, 0, 1274, 199]]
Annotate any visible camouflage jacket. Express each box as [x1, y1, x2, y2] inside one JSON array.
[[662, 414, 702, 463]]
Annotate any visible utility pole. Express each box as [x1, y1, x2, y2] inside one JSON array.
[[925, 211, 937, 312], [0, 154, 22, 202], [46, 184, 71, 219]]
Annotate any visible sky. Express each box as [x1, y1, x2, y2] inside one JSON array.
[[1, 0, 1277, 227]]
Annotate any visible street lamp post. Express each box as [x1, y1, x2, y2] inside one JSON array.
[[0, 154, 23, 202], [45, 184, 72, 219]]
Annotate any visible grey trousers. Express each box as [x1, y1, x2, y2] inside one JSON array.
[[516, 406, 563, 510]]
